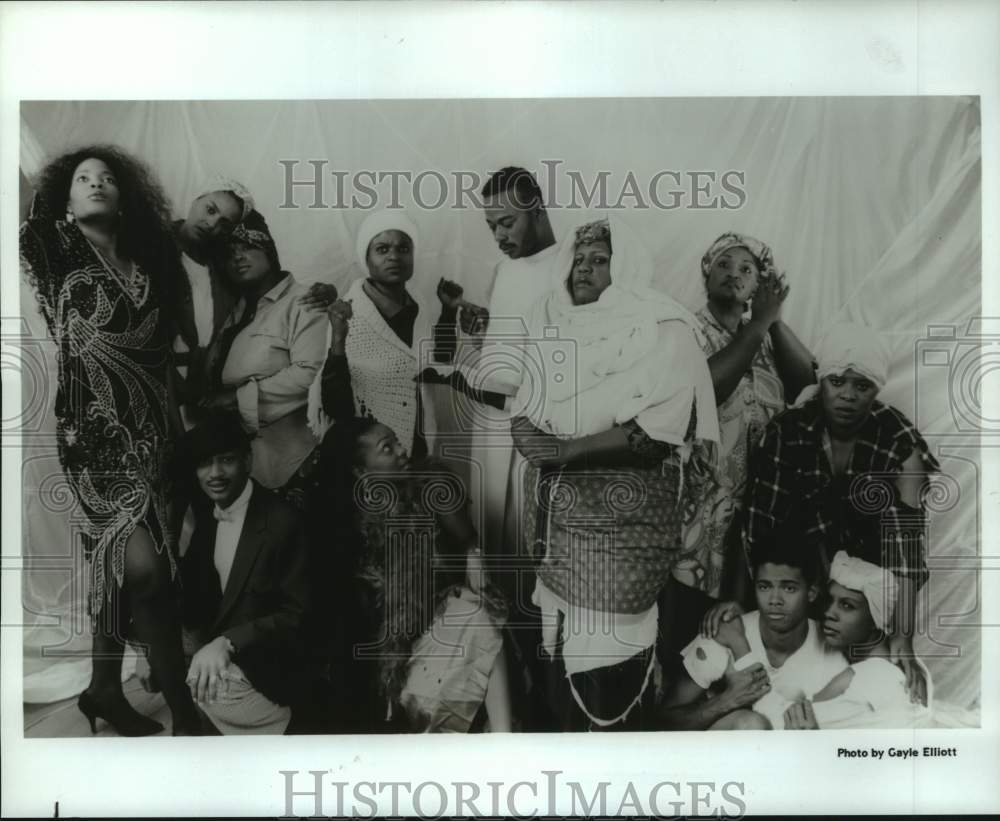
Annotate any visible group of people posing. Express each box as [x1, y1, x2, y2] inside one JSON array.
[[20, 146, 937, 736]]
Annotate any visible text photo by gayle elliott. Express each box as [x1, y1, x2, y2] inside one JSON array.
[[14, 97, 982, 738]]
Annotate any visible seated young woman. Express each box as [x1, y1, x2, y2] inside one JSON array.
[[313, 300, 512, 733], [782, 551, 930, 730]]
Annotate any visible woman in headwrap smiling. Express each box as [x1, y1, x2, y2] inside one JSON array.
[[507, 216, 720, 730], [736, 321, 939, 693]]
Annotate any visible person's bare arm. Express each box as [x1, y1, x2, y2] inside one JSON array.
[[659, 662, 770, 731], [769, 320, 816, 400], [888, 451, 929, 697], [707, 276, 785, 404], [811, 667, 855, 703], [714, 618, 751, 660]]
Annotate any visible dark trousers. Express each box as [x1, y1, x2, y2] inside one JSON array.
[[656, 577, 717, 682], [544, 645, 656, 732]]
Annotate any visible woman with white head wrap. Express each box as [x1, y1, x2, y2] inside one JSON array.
[[307, 209, 437, 458], [672, 231, 816, 644], [506, 215, 720, 730], [781, 550, 932, 729], [737, 319, 939, 696]]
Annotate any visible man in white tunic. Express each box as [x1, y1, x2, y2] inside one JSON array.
[[436, 167, 559, 557]]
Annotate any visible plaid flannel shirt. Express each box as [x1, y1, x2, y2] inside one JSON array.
[[744, 398, 938, 587]]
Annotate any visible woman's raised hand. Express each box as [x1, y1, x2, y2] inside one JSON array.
[[299, 281, 339, 311], [437, 278, 489, 336], [750, 267, 788, 327], [436, 277, 464, 310], [327, 298, 353, 339]]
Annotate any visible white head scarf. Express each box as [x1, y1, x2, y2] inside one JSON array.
[[517, 214, 718, 446], [193, 173, 255, 222], [354, 209, 420, 271], [306, 209, 423, 439], [538, 214, 701, 385], [829, 550, 898, 632], [793, 321, 890, 407]]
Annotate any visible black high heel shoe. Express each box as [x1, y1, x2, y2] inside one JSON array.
[[77, 691, 164, 737]]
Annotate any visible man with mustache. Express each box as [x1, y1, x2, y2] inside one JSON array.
[[658, 537, 847, 730], [430, 167, 561, 730], [433, 166, 560, 545], [435, 166, 558, 346], [178, 411, 312, 734]]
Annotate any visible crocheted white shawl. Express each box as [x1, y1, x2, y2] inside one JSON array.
[[307, 277, 436, 452]]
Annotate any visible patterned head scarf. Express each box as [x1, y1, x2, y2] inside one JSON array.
[[829, 550, 898, 632], [520, 213, 719, 448], [700, 231, 775, 279], [194, 173, 255, 222], [574, 218, 612, 250], [229, 209, 280, 271]]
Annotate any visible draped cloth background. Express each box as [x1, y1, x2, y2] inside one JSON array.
[[18, 98, 981, 713]]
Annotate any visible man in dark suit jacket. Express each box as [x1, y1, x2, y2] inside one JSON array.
[[180, 412, 311, 734]]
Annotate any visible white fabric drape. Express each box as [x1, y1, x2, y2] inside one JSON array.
[[18, 97, 981, 710]]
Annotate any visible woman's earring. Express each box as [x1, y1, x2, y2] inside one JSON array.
[[65, 211, 75, 224]]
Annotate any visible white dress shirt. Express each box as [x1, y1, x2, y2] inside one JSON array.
[[183, 252, 215, 348], [213, 480, 254, 593]]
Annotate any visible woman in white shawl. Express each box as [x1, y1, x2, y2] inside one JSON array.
[[508, 215, 719, 730], [308, 210, 436, 458]]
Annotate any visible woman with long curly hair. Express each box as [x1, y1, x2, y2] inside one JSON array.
[[20, 145, 200, 735]]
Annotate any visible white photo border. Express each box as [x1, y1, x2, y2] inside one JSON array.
[[1, 1, 998, 817]]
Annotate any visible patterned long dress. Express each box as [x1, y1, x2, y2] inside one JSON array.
[[673, 306, 786, 597], [20, 208, 175, 614]]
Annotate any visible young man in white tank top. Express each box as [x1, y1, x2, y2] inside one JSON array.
[[659, 538, 847, 730]]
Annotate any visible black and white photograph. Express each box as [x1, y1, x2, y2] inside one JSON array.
[[2, 2, 998, 818]]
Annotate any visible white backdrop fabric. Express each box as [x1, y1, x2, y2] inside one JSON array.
[[18, 98, 981, 711]]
